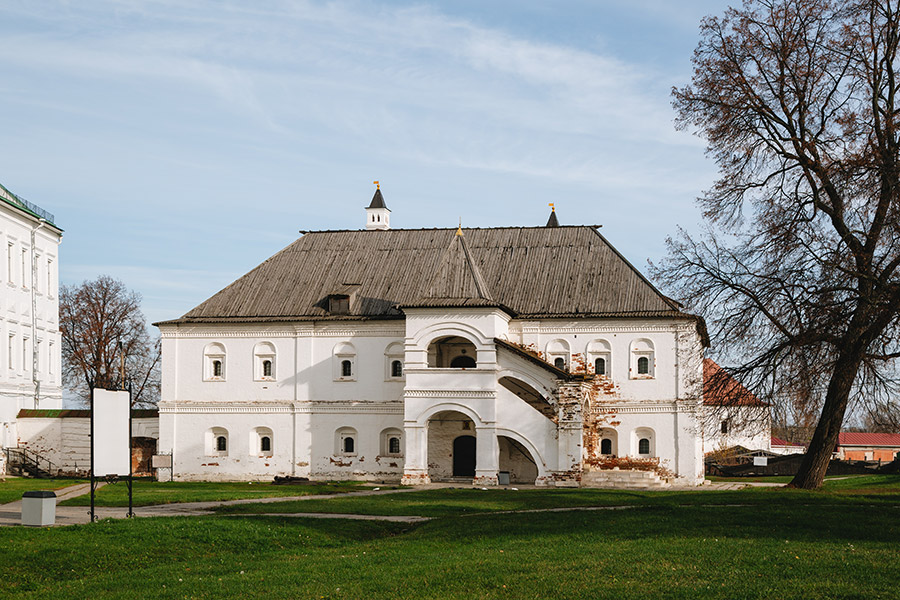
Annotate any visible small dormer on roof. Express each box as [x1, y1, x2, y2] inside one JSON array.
[[404, 226, 505, 311], [366, 181, 391, 230], [546, 203, 560, 228]]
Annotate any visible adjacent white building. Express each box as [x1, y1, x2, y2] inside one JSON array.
[[156, 192, 709, 486], [0, 182, 63, 466]]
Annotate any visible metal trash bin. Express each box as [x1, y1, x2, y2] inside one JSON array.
[[21, 491, 57, 526], [498, 471, 510, 485]]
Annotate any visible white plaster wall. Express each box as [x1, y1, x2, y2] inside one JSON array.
[[591, 405, 703, 483], [512, 318, 702, 402], [164, 407, 294, 482], [308, 407, 405, 481], [0, 200, 62, 451], [16, 416, 158, 475], [700, 406, 771, 454]]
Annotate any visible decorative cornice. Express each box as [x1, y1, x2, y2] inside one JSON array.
[[520, 323, 692, 335], [159, 401, 404, 415], [404, 389, 496, 399], [160, 328, 405, 339]]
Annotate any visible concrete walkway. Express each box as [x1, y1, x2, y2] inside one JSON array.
[[0, 479, 785, 527]]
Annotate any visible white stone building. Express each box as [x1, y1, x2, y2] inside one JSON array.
[[700, 359, 771, 454], [156, 192, 709, 486], [0, 182, 63, 469]]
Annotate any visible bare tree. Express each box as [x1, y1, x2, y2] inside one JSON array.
[[660, 0, 900, 489], [60, 275, 160, 407]]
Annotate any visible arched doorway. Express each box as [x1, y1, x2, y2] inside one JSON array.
[[453, 435, 476, 477], [497, 435, 538, 483], [426, 410, 477, 481]]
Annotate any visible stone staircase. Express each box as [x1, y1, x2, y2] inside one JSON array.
[[581, 468, 670, 490]]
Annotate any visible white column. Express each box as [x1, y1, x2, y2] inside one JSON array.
[[474, 425, 499, 485], [401, 423, 430, 485]]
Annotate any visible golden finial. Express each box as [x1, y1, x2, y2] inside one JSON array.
[[456, 218, 463, 236], [549, 203, 555, 212], [373, 180, 380, 190]]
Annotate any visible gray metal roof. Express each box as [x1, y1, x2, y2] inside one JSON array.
[[159, 226, 690, 324], [367, 188, 388, 209]]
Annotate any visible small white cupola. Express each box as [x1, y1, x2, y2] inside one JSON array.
[[366, 181, 391, 230]]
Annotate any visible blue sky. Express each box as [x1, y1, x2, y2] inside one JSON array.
[[0, 0, 727, 325]]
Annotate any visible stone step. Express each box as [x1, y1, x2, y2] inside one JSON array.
[[581, 469, 670, 489]]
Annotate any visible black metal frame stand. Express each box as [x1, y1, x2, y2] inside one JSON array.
[[89, 383, 134, 522]]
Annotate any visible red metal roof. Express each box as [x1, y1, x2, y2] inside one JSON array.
[[771, 436, 806, 447], [838, 432, 900, 447], [703, 359, 769, 407]]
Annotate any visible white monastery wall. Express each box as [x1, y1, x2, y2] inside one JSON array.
[[0, 196, 62, 471]]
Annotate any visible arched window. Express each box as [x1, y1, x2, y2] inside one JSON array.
[[587, 339, 612, 378], [634, 427, 655, 457], [334, 342, 356, 381], [547, 339, 570, 371], [208, 427, 229, 456], [335, 427, 358, 456], [251, 427, 274, 456], [451, 355, 477, 368], [601, 438, 612, 455], [427, 336, 477, 368], [385, 341, 405, 380], [254, 342, 276, 381], [638, 438, 650, 455], [381, 428, 403, 456], [204, 343, 226, 381], [630, 338, 655, 379]]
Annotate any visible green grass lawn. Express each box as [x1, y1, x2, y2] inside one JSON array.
[[3, 501, 898, 599], [214, 475, 900, 517], [0, 478, 85, 505], [58, 479, 377, 507]]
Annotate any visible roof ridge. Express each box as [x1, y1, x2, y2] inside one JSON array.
[[417, 229, 494, 303]]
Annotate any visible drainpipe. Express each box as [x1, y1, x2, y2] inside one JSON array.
[[30, 220, 46, 409]]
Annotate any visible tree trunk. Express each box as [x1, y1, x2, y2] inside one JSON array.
[[789, 346, 864, 489]]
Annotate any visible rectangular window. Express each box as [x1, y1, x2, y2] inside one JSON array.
[[47, 258, 52, 294], [7, 242, 13, 284], [22, 337, 28, 372], [21, 248, 27, 288], [8, 335, 15, 370], [48, 341, 54, 375]]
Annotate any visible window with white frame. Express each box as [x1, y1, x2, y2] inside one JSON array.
[[48, 341, 54, 375], [253, 341, 276, 381], [20, 248, 27, 288], [7, 242, 14, 284], [381, 428, 403, 456], [586, 339, 612, 377], [634, 427, 655, 457], [47, 258, 53, 295], [7, 334, 14, 370], [629, 338, 655, 379], [335, 427, 358, 455], [333, 342, 356, 381], [546, 339, 570, 371], [252, 427, 274, 456], [208, 427, 229, 456], [385, 341, 404, 380], [204, 343, 227, 381], [22, 336, 28, 373]]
